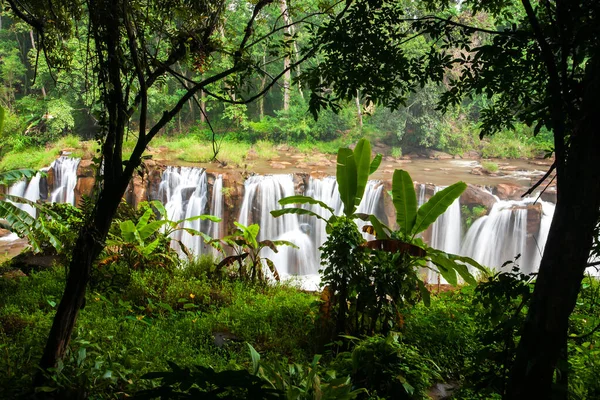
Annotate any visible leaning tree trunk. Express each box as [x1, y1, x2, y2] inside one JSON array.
[[507, 58, 600, 399], [36, 185, 126, 383]]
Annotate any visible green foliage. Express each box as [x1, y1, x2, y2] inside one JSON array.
[[104, 200, 220, 274], [467, 266, 534, 396], [481, 161, 499, 174], [0, 264, 318, 397], [461, 205, 488, 230], [333, 334, 441, 399], [319, 217, 369, 335], [135, 359, 282, 399], [213, 222, 297, 282], [402, 288, 480, 380], [336, 138, 382, 216], [368, 169, 481, 288]]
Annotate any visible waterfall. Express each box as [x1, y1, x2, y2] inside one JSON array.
[[8, 174, 42, 217], [238, 175, 297, 241], [302, 177, 386, 272], [238, 174, 318, 278], [50, 157, 80, 205], [157, 166, 221, 258], [428, 189, 462, 282], [460, 197, 552, 274]]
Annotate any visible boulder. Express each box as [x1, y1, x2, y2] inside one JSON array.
[[494, 183, 523, 200], [526, 203, 542, 236], [460, 184, 496, 210], [270, 162, 287, 169], [77, 159, 95, 177]]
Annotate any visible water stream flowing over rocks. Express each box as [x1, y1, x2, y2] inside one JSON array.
[[2, 157, 566, 285]]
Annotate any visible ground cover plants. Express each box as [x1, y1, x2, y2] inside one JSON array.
[[2, 140, 600, 399]]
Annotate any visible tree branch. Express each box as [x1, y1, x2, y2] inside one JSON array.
[[522, 161, 556, 198]]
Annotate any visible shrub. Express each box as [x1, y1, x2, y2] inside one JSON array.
[[333, 334, 441, 399], [481, 161, 499, 173]]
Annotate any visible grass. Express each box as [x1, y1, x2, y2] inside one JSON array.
[[0, 262, 318, 398], [0, 136, 99, 172], [1, 258, 600, 398], [481, 160, 499, 173]]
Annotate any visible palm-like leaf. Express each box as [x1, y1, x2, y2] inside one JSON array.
[[392, 170, 417, 235], [411, 181, 466, 236]]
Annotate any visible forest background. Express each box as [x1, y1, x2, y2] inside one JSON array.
[[0, 0, 552, 173]]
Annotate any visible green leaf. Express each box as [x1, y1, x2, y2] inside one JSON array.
[[417, 280, 431, 307], [141, 238, 160, 256], [429, 253, 458, 286], [368, 215, 390, 239], [369, 153, 382, 174], [412, 181, 466, 236], [136, 208, 153, 230], [353, 138, 372, 207], [277, 195, 335, 214], [270, 207, 330, 223], [392, 170, 417, 235], [77, 347, 87, 367], [248, 344, 261, 375], [0, 169, 40, 186], [179, 214, 221, 224], [447, 253, 486, 272], [337, 147, 357, 216], [138, 220, 167, 240], [150, 200, 168, 219], [0, 105, 4, 134], [120, 220, 137, 243]]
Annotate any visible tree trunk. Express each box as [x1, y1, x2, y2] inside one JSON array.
[[29, 30, 46, 98], [200, 89, 206, 123], [259, 54, 267, 120], [355, 90, 363, 127], [36, 186, 124, 383], [280, 0, 291, 111], [507, 58, 600, 399]]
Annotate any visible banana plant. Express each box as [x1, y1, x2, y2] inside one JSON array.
[[211, 222, 297, 282], [103, 200, 221, 269], [361, 169, 485, 303], [270, 138, 382, 226], [0, 177, 62, 253]]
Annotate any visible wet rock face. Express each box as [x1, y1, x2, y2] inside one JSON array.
[[493, 183, 523, 200], [220, 171, 245, 235], [74, 160, 96, 205], [526, 203, 542, 237], [460, 184, 496, 210]]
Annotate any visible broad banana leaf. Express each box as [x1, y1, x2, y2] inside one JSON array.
[[392, 170, 418, 235], [337, 147, 357, 216], [0, 169, 41, 186], [411, 181, 466, 236], [277, 195, 335, 214], [370, 153, 382, 174], [270, 207, 330, 223], [353, 139, 372, 209]]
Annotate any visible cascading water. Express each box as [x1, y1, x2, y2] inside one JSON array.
[[428, 188, 462, 282], [50, 157, 80, 205], [238, 175, 318, 278], [157, 166, 222, 257], [8, 175, 41, 217], [460, 197, 554, 274]]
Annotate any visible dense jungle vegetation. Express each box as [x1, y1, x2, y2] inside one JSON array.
[[0, 1, 553, 173], [1, 0, 600, 399]]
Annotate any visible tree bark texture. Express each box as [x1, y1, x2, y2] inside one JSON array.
[[36, 186, 125, 381], [507, 56, 600, 399], [280, 0, 291, 111]]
